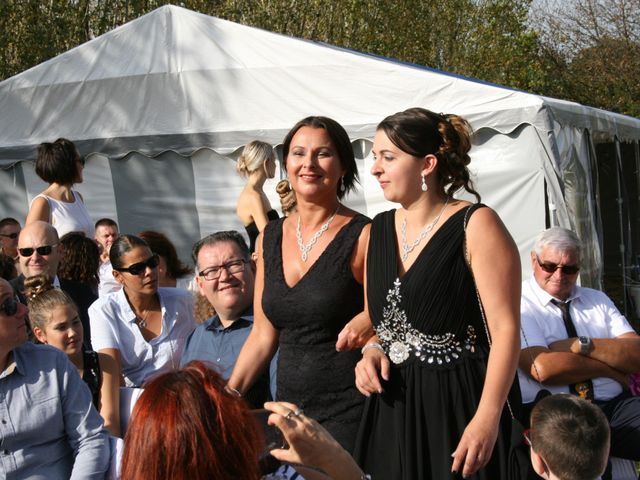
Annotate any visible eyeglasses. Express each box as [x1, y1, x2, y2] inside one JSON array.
[[198, 259, 249, 281], [18, 244, 58, 257], [115, 254, 160, 275], [0, 233, 19, 240], [0, 295, 20, 316], [535, 255, 580, 275], [523, 428, 532, 447]]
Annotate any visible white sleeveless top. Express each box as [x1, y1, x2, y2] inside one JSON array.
[[32, 191, 95, 238]]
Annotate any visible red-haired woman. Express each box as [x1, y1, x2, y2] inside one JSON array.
[[121, 362, 363, 480]]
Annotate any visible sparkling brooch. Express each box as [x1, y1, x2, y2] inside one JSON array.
[[376, 278, 477, 365]]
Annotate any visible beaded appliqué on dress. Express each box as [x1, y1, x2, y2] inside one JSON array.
[[376, 278, 477, 365]]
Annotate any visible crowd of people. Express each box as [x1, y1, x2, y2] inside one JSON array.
[[0, 107, 638, 480]]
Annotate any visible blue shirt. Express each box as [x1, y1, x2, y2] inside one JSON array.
[[0, 342, 109, 479], [180, 310, 277, 406]]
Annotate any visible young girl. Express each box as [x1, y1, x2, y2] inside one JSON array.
[[25, 274, 120, 437]]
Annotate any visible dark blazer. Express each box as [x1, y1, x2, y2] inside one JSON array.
[[11, 274, 97, 350]]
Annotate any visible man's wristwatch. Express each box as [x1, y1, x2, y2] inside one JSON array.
[[578, 336, 591, 355]]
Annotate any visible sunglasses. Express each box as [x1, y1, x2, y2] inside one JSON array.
[[18, 244, 58, 257], [0, 233, 19, 239], [0, 295, 20, 316], [535, 255, 580, 275], [523, 428, 532, 447], [115, 254, 160, 275]]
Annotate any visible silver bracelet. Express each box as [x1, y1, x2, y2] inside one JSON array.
[[360, 473, 372, 480], [225, 385, 242, 397], [361, 342, 385, 355]]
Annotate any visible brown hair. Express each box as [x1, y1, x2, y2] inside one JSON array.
[[275, 179, 297, 216], [58, 232, 100, 290], [138, 230, 192, 280], [530, 394, 609, 480], [121, 361, 263, 480], [35, 138, 81, 185], [377, 107, 480, 201], [24, 274, 78, 332]]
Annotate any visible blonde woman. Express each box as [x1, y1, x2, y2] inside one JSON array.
[[236, 140, 279, 252]]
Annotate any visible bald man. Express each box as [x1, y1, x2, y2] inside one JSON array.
[[11, 221, 97, 348]]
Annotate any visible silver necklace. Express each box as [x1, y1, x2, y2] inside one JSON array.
[[136, 308, 150, 329], [296, 205, 341, 262], [400, 197, 450, 261]]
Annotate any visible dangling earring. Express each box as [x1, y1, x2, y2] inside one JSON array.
[[339, 176, 346, 194], [421, 174, 428, 192]]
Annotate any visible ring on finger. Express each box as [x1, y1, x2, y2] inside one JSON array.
[[284, 410, 295, 419]]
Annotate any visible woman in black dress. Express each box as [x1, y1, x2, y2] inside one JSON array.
[[353, 108, 522, 478], [228, 116, 371, 452]]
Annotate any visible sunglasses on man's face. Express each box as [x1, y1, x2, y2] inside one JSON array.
[[18, 244, 57, 257], [115, 254, 160, 276], [0, 233, 19, 240], [535, 255, 580, 275], [0, 295, 20, 316]]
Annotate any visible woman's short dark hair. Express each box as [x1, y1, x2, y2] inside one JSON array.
[[35, 138, 81, 185], [378, 107, 480, 201], [58, 232, 100, 290], [282, 116, 359, 199], [109, 234, 149, 270], [138, 231, 192, 280]]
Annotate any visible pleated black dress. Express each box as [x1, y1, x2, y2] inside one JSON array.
[[353, 204, 514, 479], [262, 214, 370, 453]]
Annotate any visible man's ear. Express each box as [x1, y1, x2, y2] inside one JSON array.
[[196, 275, 206, 296]]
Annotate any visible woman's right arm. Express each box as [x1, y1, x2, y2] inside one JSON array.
[[227, 233, 279, 394], [25, 196, 50, 224], [97, 349, 121, 437]]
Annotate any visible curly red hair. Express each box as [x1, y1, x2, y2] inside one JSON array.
[[121, 361, 264, 480]]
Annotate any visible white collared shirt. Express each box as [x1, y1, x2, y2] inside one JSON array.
[[89, 287, 195, 387], [518, 277, 634, 402], [97, 260, 122, 297]]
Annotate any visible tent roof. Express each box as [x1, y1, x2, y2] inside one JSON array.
[[1, 4, 639, 165]]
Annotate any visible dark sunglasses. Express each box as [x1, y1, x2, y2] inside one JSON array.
[[0, 232, 19, 239], [18, 244, 57, 257], [115, 254, 160, 275], [0, 295, 20, 316], [535, 255, 580, 275]]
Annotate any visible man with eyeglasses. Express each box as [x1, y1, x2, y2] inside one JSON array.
[[11, 221, 97, 348], [0, 218, 21, 275], [180, 231, 275, 408], [518, 227, 640, 473], [0, 277, 109, 478]]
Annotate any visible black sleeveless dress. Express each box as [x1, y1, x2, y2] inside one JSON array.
[[353, 205, 516, 479], [82, 349, 102, 410], [262, 214, 369, 453], [245, 209, 279, 253]]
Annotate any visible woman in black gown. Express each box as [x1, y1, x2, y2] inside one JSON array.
[[353, 108, 522, 478], [228, 116, 371, 452]]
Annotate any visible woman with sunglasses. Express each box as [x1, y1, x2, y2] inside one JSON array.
[[25, 274, 120, 436], [353, 108, 522, 479], [88, 234, 196, 435], [26, 138, 94, 238]]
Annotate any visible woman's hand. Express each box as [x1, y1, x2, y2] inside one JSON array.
[[450, 413, 499, 477], [355, 348, 390, 396], [264, 401, 364, 480], [336, 311, 374, 351]]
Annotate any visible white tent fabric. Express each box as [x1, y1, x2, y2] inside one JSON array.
[[1, 5, 639, 287]]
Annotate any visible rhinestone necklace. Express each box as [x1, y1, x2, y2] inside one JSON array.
[[400, 197, 450, 261], [296, 205, 341, 262]]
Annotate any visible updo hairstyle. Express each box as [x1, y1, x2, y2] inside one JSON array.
[[275, 179, 297, 216], [109, 234, 150, 270], [378, 107, 480, 201], [282, 116, 359, 200], [36, 138, 82, 185], [236, 140, 275, 177], [24, 274, 78, 333]]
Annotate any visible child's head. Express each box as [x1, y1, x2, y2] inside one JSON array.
[[529, 394, 610, 480], [25, 274, 83, 357]]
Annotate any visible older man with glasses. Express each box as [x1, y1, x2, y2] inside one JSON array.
[[0, 277, 109, 478], [518, 227, 640, 475], [11, 221, 97, 348], [180, 230, 276, 408]]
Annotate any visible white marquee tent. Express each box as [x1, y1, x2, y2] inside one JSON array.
[[1, 5, 639, 311]]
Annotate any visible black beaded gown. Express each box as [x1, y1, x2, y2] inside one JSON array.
[[353, 204, 516, 479], [262, 214, 369, 453]]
